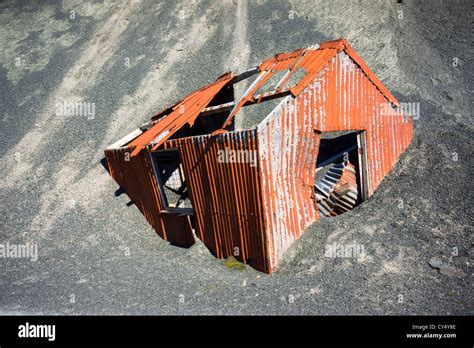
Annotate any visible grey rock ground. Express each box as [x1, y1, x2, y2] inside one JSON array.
[[0, 0, 472, 314]]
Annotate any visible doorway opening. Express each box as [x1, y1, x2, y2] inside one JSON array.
[[314, 131, 366, 217]]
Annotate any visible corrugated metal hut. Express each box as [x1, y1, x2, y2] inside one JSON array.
[[104, 39, 413, 273]]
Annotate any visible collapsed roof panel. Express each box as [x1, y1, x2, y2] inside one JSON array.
[[128, 72, 235, 157]]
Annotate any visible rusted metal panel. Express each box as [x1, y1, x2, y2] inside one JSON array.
[[296, 51, 412, 194], [316, 162, 359, 216], [257, 97, 321, 272], [256, 50, 412, 271], [105, 148, 165, 237], [218, 39, 398, 132], [163, 130, 269, 272], [160, 211, 195, 248], [104, 146, 195, 247], [128, 72, 235, 156], [105, 38, 413, 274]]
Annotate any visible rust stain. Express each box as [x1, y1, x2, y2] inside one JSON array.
[[104, 38, 413, 274]]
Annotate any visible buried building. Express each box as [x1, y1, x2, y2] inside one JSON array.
[[104, 39, 413, 274]]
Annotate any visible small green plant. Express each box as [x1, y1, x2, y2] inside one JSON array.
[[224, 256, 245, 271]]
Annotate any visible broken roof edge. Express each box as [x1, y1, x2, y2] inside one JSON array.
[[124, 39, 401, 157], [260, 38, 399, 106], [154, 125, 259, 151], [127, 71, 235, 157], [154, 96, 292, 150], [217, 38, 399, 131]]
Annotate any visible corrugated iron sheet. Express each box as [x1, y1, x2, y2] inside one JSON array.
[[128, 72, 235, 157], [105, 38, 413, 274], [257, 96, 321, 272], [316, 162, 359, 216], [256, 50, 412, 272], [308, 51, 412, 194], [163, 130, 269, 272], [104, 147, 195, 247], [218, 38, 398, 132]]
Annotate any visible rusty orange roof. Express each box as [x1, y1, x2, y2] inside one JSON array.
[[128, 38, 399, 157]]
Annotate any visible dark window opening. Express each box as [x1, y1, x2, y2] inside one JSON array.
[[152, 149, 192, 210]]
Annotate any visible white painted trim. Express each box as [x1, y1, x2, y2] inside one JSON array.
[[106, 128, 143, 150]]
